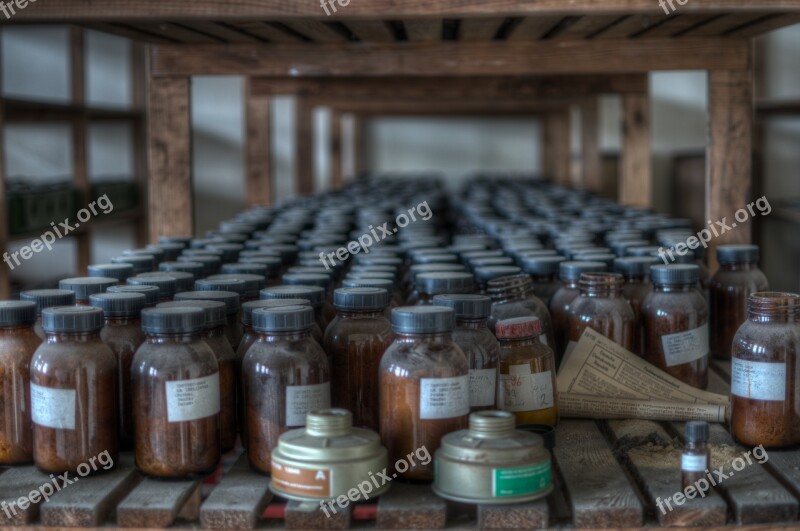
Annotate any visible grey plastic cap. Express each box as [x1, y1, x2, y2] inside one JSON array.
[[684, 421, 709, 442], [174, 290, 241, 314], [342, 278, 394, 292], [239, 256, 283, 274], [242, 299, 310, 326], [258, 244, 299, 263], [88, 263, 134, 281], [469, 256, 515, 268], [222, 263, 269, 277], [717, 244, 759, 265], [59, 277, 118, 300], [208, 273, 265, 299], [111, 254, 155, 274], [416, 272, 474, 294], [137, 271, 195, 293], [346, 271, 396, 282], [89, 292, 146, 318], [141, 306, 206, 334], [108, 285, 160, 307], [559, 261, 607, 281], [0, 301, 37, 327], [158, 300, 225, 328], [432, 294, 491, 319], [252, 305, 315, 333], [626, 246, 662, 257], [128, 275, 177, 298], [158, 235, 192, 247], [42, 306, 104, 333], [391, 306, 455, 334], [261, 285, 324, 307], [613, 257, 659, 277], [474, 266, 522, 284], [160, 261, 205, 277], [148, 243, 184, 261], [413, 253, 459, 265], [282, 273, 331, 289], [20, 289, 76, 314], [521, 256, 567, 276], [195, 278, 248, 296], [333, 287, 389, 310], [124, 247, 165, 263], [650, 264, 700, 286]]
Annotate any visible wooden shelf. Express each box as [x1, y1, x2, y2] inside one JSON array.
[[1, 97, 144, 121], [756, 98, 800, 115]]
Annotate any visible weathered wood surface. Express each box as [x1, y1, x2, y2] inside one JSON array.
[[116, 477, 201, 528], [376, 483, 447, 529], [199, 453, 271, 530]]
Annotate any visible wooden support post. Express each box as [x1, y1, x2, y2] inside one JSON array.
[[580, 98, 602, 193], [131, 42, 149, 247], [619, 90, 652, 208], [0, 100, 8, 299], [245, 79, 272, 206], [295, 96, 314, 196], [71, 27, 91, 274], [707, 67, 753, 273], [330, 109, 343, 189], [148, 76, 193, 240], [544, 111, 571, 186], [352, 114, 367, 178]]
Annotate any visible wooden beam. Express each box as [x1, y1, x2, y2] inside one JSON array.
[[329, 109, 343, 189], [71, 27, 91, 274], [580, 97, 602, 193], [352, 114, 367, 178], [150, 39, 749, 77], [706, 66, 754, 273], [295, 97, 314, 196], [0, 99, 9, 299], [544, 111, 572, 186], [308, 99, 569, 115], [148, 77, 193, 240], [619, 91, 652, 207], [403, 20, 440, 42], [245, 79, 272, 207], [131, 42, 149, 247]]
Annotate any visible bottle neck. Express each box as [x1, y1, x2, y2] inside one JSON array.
[[394, 331, 453, 344], [487, 275, 533, 302], [721, 262, 757, 272], [46, 331, 102, 342], [455, 317, 489, 330], [257, 329, 312, 342], [105, 316, 140, 326], [498, 335, 540, 348], [747, 293, 799, 323], [337, 308, 385, 319], [146, 332, 203, 343], [206, 324, 226, 338], [562, 278, 580, 289], [530, 273, 556, 283], [654, 283, 695, 293], [623, 274, 646, 284]]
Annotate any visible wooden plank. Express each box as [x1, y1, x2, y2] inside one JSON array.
[[127, 22, 224, 43], [679, 14, 775, 37], [285, 500, 351, 530], [403, 20, 441, 42], [39, 455, 140, 527], [199, 454, 272, 530], [352, 114, 367, 177], [553, 420, 643, 527], [310, 99, 568, 115], [506, 16, 562, 40], [329, 109, 343, 189], [726, 13, 800, 37], [706, 67, 753, 273], [178, 21, 264, 43], [117, 479, 201, 528], [619, 91, 652, 207], [151, 39, 749, 77], [0, 97, 9, 299], [543, 111, 571, 184], [477, 499, 549, 529], [376, 483, 447, 529], [71, 28, 91, 273], [130, 42, 149, 247], [344, 21, 396, 42], [0, 466, 61, 525], [635, 14, 721, 37], [459, 17, 505, 41], [245, 80, 272, 207], [593, 14, 669, 39], [80, 22, 179, 44], [278, 20, 348, 43], [606, 419, 727, 526], [580, 97, 602, 194], [227, 22, 306, 43], [550, 14, 627, 40], [295, 97, 314, 196], [147, 75, 193, 240]]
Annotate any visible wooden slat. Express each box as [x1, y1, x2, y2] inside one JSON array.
[[619, 91, 652, 208], [550, 15, 627, 40], [459, 17, 505, 41], [295, 97, 314, 197], [506, 16, 562, 41], [344, 21, 396, 42], [706, 67, 753, 273], [477, 499, 549, 529], [226, 22, 306, 43], [329, 109, 343, 189], [277, 20, 348, 43], [376, 483, 447, 529], [679, 14, 775, 37], [285, 500, 351, 530], [543, 111, 571, 184], [151, 39, 750, 77], [309, 99, 568, 115], [0, 97, 9, 299], [199, 454, 271, 530], [71, 28, 91, 274], [39, 455, 140, 527], [127, 22, 223, 43], [130, 42, 149, 247], [403, 20, 441, 42], [117, 479, 201, 528], [147, 76, 193, 240], [606, 419, 727, 526], [352, 114, 367, 177], [80, 22, 179, 44], [726, 13, 800, 37], [634, 14, 721, 37], [580, 97, 602, 194], [0, 466, 59, 525], [553, 420, 643, 527], [245, 80, 272, 207], [593, 14, 669, 39], [178, 21, 264, 43]]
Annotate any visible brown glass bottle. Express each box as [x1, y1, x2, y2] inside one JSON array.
[[614, 257, 657, 356], [342, 277, 401, 315], [58, 277, 117, 306], [132, 307, 220, 478], [682, 421, 710, 490], [281, 273, 337, 329], [415, 272, 475, 305], [175, 290, 244, 350], [566, 273, 635, 352], [325, 288, 394, 431], [710, 245, 769, 360], [90, 292, 146, 450], [642, 265, 709, 388], [19, 289, 75, 340], [730, 292, 799, 448], [496, 317, 559, 426], [0, 301, 41, 464], [405, 264, 468, 304], [242, 306, 330, 473], [380, 306, 469, 481], [262, 285, 329, 337], [486, 274, 557, 355], [520, 256, 567, 307], [31, 307, 118, 473]]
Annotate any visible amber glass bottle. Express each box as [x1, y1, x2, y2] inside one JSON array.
[[549, 261, 606, 363], [342, 277, 401, 313], [486, 274, 557, 354], [473, 266, 522, 295], [415, 272, 475, 305], [132, 307, 220, 478], [710, 245, 769, 360], [614, 256, 657, 356], [566, 273, 635, 352], [405, 264, 467, 304], [19, 289, 75, 340], [0, 301, 41, 464], [520, 256, 567, 307], [175, 290, 243, 350], [379, 306, 469, 480], [730, 292, 799, 448], [261, 285, 328, 338], [31, 307, 118, 473], [281, 273, 337, 329], [496, 316, 558, 426], [325, 288, 394, 431]]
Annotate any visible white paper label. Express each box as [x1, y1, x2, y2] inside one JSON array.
[[286, 382, 331, 426], [681, 453, 708, 472], [499, 365, 555, 412], [731, 359, 787, 401], [30, 383, 76, 430], [469, 368, 497, 408], [420, 375, 470, 420], [166, 373, 221, 422], [661, 324, 709, 367]]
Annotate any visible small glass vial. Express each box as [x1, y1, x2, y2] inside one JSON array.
[[260, 285, 327, 339], [486, 274, 557, 354], [730, 292, 799, 448], [682, 421, 710, 490], [496, 317, 558, 426], [88, 263, 134, 284], [243, 306, 330, 474], [614, 256, 658, 356], [0, 301, 41, 464], [415, 272, 475, 305], [710, 245, 769, 360], [521, 256, 567, 307], [132, 307, 220, 478], [175, 290, 243, 349], [549, 261, 606, 362], [325, 288, 394, 431], [19, 289, 75, 340], [108, 284, 160, 308], [128, 275, 177, 302], [58, 277, 118, 306], [642, 265, 709, 388], [158, 300, 238, 453], [90, 292, 146, 450], [281, 273, 336, 329], [379, 306, 469, 480], [433, 294, 500, 412], [566, 273, 635, 353], [31, 307, 119, 473]]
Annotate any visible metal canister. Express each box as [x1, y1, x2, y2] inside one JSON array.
[[433, 410, 553, 504], [270, 409, 389, 502]]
